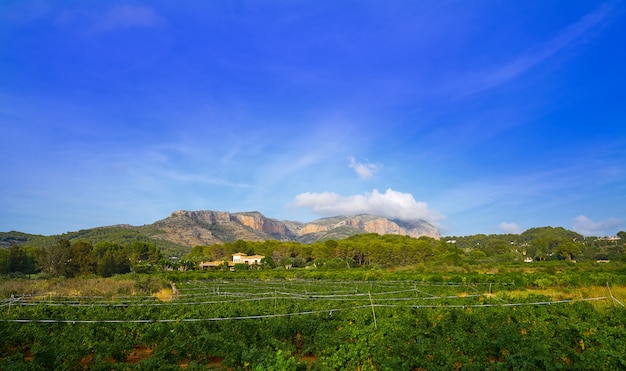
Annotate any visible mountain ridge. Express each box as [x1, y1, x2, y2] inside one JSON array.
[[147, 210, 441, 247], [0, 210, 441, 256]]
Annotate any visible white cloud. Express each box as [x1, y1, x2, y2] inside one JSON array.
[[572, 215, 622, 236], [91, 5, 165, 33], [348, 157, 380, 179], [292, 188, 444, 223], [498, 222, 522, 234]]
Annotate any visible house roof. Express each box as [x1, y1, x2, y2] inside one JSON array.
[[242, 255, 264, 259]]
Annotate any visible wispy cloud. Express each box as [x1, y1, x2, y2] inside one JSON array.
[[572, 215, 622, 236], [348, 157, 380, 179], [292, 188, 444, 224], [90, 5, 165, 34], [456, 3, 612, 96], [498, 222, 522, 234], [436, 153, 626, 216]]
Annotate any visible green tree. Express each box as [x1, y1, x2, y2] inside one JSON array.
[[280, 257, 294, 269], [260, 256, 276, 269], [96, 248, 131, 277], [9, 244, 36, 274], [233, 240, 250, 254], [96, 249, 116, 277], [556, 240, 581, 261], [319, 239, 338, 260], [522, 226, 583, 243], [0, 248, 10, 274], [481, 240, 510, 257], [67, 240, 95, 277], [130, 241, 161, 265], [40, 239, 70, 276], [93, 241, 131, 277]]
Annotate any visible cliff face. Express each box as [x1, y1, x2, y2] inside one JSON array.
[[232, 212, 300, 236], [302, 214, 440, 240], [149, 210, 440, 247]]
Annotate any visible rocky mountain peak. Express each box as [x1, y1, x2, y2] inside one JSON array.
[[150, 210, 440, 247]]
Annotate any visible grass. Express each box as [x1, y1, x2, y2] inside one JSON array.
[[152, 287, 175, 301], [1, 277, 137, 298], [494, 284, 626, 310]]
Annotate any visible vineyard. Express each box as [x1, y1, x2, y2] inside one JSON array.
[[1, 274, 626, 370]]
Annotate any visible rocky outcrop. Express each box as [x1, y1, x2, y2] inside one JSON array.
[[149, 210, 440, 247], [302, 215, 440, 240], [299, 223, 329, 235], [232, 212, 300, 236]]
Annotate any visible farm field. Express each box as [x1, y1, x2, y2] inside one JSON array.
[[1, 272, 626, 370]]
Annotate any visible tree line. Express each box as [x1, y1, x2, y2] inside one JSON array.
[[186, 228, 626, 269], [0, 240, 162, 277], [2, 227, 625, 277]]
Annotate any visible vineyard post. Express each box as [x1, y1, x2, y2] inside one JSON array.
[[368, 291, 377, 330], [7, 294, 13, 316], [607, 282, 625, 307]]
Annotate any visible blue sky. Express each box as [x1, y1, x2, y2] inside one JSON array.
[[1, 1, 625, 237]]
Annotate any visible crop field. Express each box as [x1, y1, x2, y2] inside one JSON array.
[[1, 277, 626, 370]]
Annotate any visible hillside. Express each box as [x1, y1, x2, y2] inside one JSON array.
[[0, 210, 440, 257]]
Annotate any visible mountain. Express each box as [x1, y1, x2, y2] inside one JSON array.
[[0, 210, 441, 256], [147, 210, 441, 247]]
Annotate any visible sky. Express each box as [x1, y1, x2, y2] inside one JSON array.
[[1, 1, 625, 237]]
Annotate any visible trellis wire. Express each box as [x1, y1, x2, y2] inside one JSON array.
[[0, 296, 611, 324], [0, 288, 495, 307]]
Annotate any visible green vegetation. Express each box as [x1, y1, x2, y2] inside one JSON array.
[[0, 226, 184, 258], [186, 227, 625, 270], [1, 227, 625, 369], [4, 225, 624, 269], [1, 226, 625, 278], [1, 273, 625, 370], [0, 239, 163, 278]]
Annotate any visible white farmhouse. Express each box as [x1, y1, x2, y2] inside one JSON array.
[[200, 252, 265, 270]]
